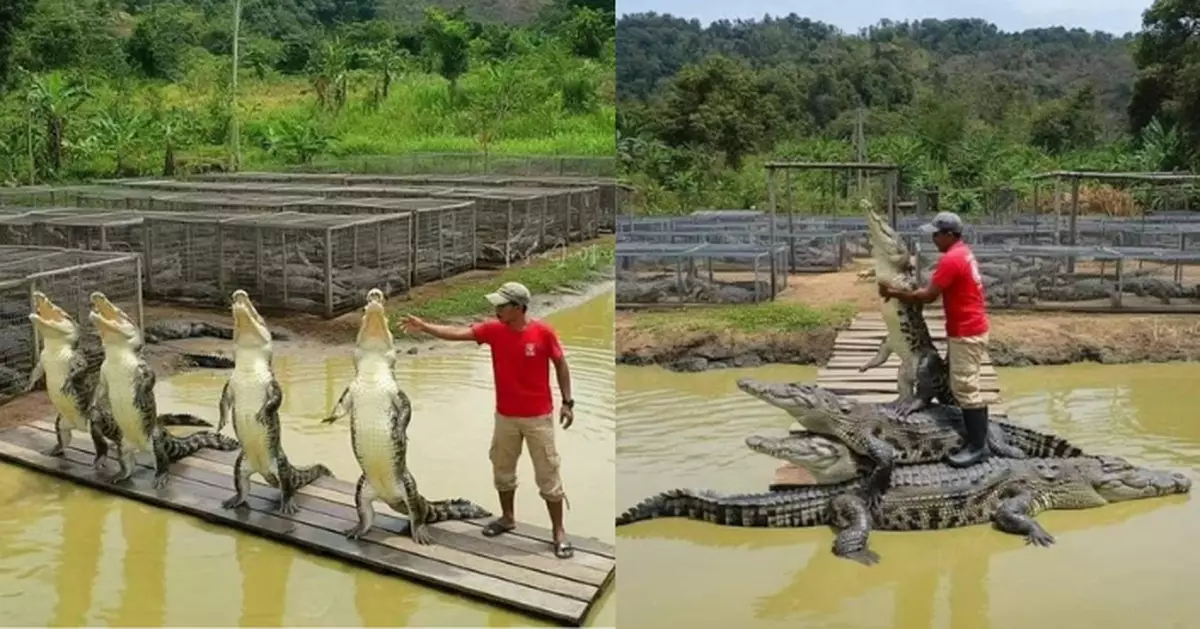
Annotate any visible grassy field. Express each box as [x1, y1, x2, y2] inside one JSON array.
[[623, 300, 856, 335], [399, 236, 615, 322]]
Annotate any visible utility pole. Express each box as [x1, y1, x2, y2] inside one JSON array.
[[230, 0, 242, 172]]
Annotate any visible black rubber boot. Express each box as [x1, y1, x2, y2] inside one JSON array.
[[948, 406, 991, 467]]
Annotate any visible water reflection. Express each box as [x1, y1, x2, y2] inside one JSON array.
[[616, 362, 1200, 629]]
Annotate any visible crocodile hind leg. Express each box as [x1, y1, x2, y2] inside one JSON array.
[[894, 354, 917, 407], [221, 452, 252, 510], [396, 469, 434, 545], [274, 458, 299, 515], [150, 432, 172, 489], [344, 475, 376, 540], [45, 415, 71, 457], [107, 440, 137, 485], [991, 487, 1055, 547], [829, 493, 880, 565], [89, 422, 109, 469], [903, 351, 944, 416]]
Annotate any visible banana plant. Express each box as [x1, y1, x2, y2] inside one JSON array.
[[22, 69, 92, 177]]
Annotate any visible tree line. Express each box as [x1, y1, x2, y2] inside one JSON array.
[[0, 0, 616, 183], [616, 6, 1199, 215]]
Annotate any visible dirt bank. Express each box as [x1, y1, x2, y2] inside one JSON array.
[[616, 265, 1200, 372]]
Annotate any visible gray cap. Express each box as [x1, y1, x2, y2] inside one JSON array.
[[485, 281, 532, 307], [919, 211, 965, 234]]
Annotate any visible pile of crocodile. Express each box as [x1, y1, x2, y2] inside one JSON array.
[[17, 288, 491, 546], [615, 204, 1193, 564]]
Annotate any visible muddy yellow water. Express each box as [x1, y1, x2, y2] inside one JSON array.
[[617, 362, 1200, 629], [0, 288, 614, 627]]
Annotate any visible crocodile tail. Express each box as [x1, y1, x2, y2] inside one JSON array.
[[616, 487, 837, 528], [158, 413, 214, 427], [996, 421, 1087, 458], [424, 498, 492, 522], [165, 431, 242, 461], [289, 463, 332, 489]]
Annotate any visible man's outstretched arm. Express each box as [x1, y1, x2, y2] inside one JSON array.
[[403, 315, 477, 341]]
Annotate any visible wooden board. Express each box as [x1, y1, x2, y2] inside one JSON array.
[[817, 365, 999, 380], [0, 422, 614, 627]]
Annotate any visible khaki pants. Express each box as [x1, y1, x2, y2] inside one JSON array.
[[490, 413, 565, 502], [947, 333, 990, 409]]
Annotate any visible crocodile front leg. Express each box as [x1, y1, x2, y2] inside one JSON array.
[[862, 435, 896, 511], [991, 487, 1055, 547], [829, 493, 880, 565], [859, 339, 893, 372]]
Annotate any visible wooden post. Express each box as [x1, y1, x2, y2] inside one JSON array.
[[786, 169, 796, 272], [1032, 183, 1040, 242], [887, 170, 898, 230], [254, 226, 264, 296], [1068, 176, 1080, 273], [135, 255, 144, 330], [216, 222, 226, 296], [281, 231, 289, 307], [767, 167, 778, 299], [324, 228, 334, 317], [1053, 176, 1062, 246]]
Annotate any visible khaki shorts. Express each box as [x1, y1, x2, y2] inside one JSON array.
[[489, 413, 565, 502], [947, 333, 990, 409]]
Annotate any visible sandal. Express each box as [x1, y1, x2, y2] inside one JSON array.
[[553, 540, 575, 559], [481, 519, 516, 537]]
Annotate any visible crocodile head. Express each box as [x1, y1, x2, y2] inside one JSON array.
[[864, 204, 914, 283], [88, 291, 142, 350], [356, 288, 394, 353], [230, 289, 271, 349], [1045, 455, 1192, 507], [745, 431, 863, 484], [28, 291, 79, 344], [737, 379, 854, 432]]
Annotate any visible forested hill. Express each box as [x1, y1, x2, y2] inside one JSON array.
[[616, 13, 1137, 134]]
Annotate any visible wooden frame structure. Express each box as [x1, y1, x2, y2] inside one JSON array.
[[764, 161, 901, 296]]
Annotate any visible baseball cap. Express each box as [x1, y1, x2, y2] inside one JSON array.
[[484, 281, 532, 307], [920, 211, 965, 234]]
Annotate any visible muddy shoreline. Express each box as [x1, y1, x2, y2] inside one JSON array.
[[615, 313, 1200, 373]]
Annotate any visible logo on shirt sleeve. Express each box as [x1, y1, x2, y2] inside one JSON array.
[[966, 253, 982, 287]]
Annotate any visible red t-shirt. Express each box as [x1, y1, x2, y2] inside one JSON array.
[[470, 319, 564, 417], [930, 241, 989, 338]]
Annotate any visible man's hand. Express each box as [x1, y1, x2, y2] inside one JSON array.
[[401, 314, 427, 334], [559, 404, 574, 430], [877, 281, 895, 299]]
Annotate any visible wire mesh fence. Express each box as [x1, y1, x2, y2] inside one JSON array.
[[99, 179, 576, 266], [0, 210, 146, 252], [0, 246, 142, 400], [186, 171, 621, 233], [616, 243, 789, 305], [142, 211, 412, 316], [914, 244, 1200, 312]]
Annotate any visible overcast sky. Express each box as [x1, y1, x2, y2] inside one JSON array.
[[616, 0, 1153, 35]]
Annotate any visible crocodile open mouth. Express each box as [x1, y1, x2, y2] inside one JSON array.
[[358, 289, 392, 347], [33, 291, 69, 323], [89, 291, 133, 335]]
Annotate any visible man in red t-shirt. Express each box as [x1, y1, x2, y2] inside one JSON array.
[[402, 281, 577, 558], [877, 211, 993, 467]]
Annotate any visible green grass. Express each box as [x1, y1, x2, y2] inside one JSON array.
[[630, 300, 858, 334], [397, 238, 614, 322]]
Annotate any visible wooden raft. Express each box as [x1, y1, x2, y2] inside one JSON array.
[[773, 310, 1006, 489], [0, 420, 614, 627]]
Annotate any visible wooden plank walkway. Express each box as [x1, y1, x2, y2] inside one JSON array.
[[774, 310, 1006, 489], [0, 420, 614, 627]]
